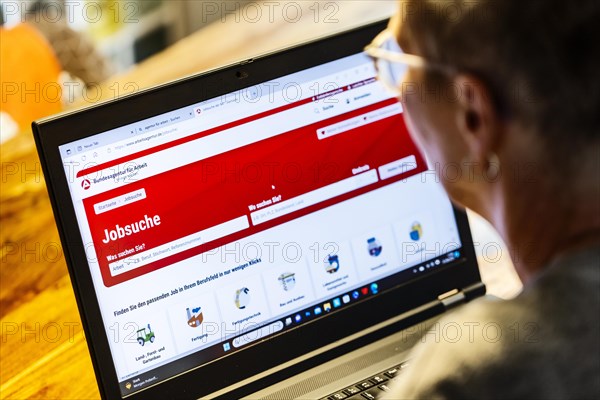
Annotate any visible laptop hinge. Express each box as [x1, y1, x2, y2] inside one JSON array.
[[437, 289, 466, 309], [438, 282, 486, 310]]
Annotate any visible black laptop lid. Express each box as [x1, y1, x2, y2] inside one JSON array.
[[33, 19, 482, 399]]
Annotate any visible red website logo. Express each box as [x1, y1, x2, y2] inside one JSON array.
[[81, 179, 91, 190]]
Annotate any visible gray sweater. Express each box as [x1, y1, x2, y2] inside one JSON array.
[[385, 246, 600, 399]]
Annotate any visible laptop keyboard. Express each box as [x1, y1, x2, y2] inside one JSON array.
[[320, 361, 408, 400]]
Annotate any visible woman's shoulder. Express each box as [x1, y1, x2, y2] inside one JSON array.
[[383, 246, 600, 399]]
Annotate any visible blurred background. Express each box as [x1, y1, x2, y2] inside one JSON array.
[[3, 0, 248, 74], [1, 0, 256, 140]]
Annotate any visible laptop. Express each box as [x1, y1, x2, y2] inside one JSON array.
[[32, 19, 485, 400]]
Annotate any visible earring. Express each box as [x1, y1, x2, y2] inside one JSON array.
[[486, 152, 501, 181]]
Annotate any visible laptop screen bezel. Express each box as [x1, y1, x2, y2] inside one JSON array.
[[33, 19, 483, 400]]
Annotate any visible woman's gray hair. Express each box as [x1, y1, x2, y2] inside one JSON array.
[[402, 0, 600, 151]]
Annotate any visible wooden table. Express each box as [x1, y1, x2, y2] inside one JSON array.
[[0, 2, 521, 398]]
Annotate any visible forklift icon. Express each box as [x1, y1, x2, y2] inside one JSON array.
[[136, 324, 155, 346]]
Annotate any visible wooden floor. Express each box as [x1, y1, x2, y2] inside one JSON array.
[[0, 2, 522, 398]]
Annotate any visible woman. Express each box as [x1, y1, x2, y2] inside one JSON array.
[[365, 1, 600, 398]]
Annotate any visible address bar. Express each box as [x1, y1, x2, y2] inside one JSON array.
[[90, 63, 377, 162]]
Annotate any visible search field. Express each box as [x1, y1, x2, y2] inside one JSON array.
[[108, 215, 249, 276], [250, 170, 378, 226]]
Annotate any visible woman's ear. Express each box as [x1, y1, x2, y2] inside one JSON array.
[[453, 74, 501, 165]]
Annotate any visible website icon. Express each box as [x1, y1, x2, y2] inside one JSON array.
[[324, 254, 340, 274], [234, 287, 251, 309], [367, 237, 382, 257], [278, 272, 296, 291], [410, 222, 422, 241], [186, 306, 203, 328]]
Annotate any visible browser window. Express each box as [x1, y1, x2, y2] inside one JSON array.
[[59, 53, 462, 394]]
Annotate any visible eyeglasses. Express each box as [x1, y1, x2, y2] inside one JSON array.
[[364, 30, 445, 97]]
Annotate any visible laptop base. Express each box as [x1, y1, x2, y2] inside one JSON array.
[[244, 314, 440, 399]]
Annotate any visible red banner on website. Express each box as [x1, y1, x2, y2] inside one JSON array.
[[82, 98, 427, 287]]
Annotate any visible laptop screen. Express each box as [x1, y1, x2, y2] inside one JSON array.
[[58, 51, 463, 395]]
